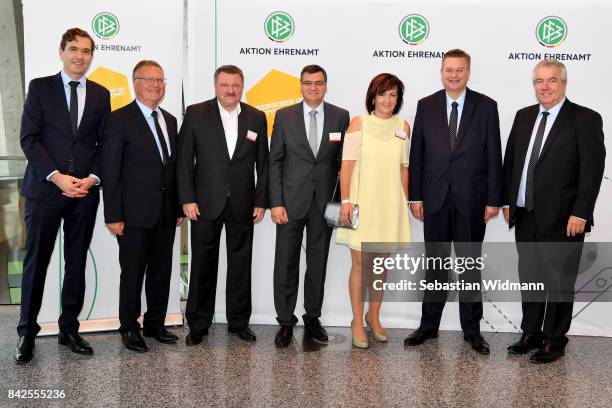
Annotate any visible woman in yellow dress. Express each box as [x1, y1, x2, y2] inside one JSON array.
[[336, 73, 411, 348]]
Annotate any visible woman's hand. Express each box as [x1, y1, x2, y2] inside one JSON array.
[[340, 202, 353, 225]]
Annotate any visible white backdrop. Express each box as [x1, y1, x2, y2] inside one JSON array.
[[23, 0, 183, 333], [187, 0, 612, 336]]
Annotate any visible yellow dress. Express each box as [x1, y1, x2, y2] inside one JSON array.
[[336, 114, 411, 252]]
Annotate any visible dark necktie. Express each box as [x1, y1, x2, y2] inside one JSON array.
[[69, 81, 79, 140], [449, 101, 458, 151], [151, 111, 170, 166], [525, 111, 550, 211]]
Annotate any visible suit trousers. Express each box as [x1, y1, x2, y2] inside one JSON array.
[[420, 193, 486, 335], [117, 215, 176, 332], [515, 208, 584, 348], [185, 200, 253, 331], [18, 196, 98, 337], [273, 195, 333, 327]]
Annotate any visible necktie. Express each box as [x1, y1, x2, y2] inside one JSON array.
[[69, 81, 79, 140], [151, 111, 170, 166], [449, 101, 458, 151], [525, 111, 550, 211], [308, 109, 318, 156]]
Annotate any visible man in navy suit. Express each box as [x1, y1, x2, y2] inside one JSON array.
[[103, 60, 183, 352], [14, 28, 110, 364], [406, 49, 503, 354]]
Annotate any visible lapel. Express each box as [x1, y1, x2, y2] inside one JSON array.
[[54, 73, 73, 138], [515, 105, 540, 177], [233, 102, 248, 161], [130, 100, 164, 167], [537, 99, 572, 164], [434, 91, 450, 150], [293, 103, 313, 159], [455, 88, 475, 149], [316, 102, 331, 160], [77, 79, 94, 139], [210, 99, 231, 160], [160, 107, 177, 161]]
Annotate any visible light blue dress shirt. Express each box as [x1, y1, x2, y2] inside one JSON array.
[[516, 98, 565, 207], [135, 99, 171, 160], [446, 91, 466, 130], [47, 71, 99, 183]]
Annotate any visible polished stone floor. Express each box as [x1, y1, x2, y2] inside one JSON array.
[[1, 305, 611, 407]]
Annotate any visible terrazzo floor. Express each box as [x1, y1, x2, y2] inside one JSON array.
[[1, 306, 611, 407]]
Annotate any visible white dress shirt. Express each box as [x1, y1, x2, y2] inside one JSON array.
[[303, 101, 324, 151], [218, 101, 241, 158]]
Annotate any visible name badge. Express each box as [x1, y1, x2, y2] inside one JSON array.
[[246, 130, 258, 142], [395, 129, 407, 140], [329, 132, 342, 142]]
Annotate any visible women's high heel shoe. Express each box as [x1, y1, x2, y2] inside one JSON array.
[[365, 313, 388, 342], [351, 320, 369, 349]]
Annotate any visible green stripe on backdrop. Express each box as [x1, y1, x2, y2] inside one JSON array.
[[57, 228, 99, 319], [214, 0, 218, 68]]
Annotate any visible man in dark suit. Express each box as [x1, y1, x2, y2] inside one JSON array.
[[407, 49, 503, 354], [177, 65, 268, 345], [103, 60, 183, 352], [503, 60, 605, 363], [269, 65, 350, 348], [14, 28, 110, 363]]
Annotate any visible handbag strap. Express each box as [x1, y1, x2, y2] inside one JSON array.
[[331, 115, 364, 204]]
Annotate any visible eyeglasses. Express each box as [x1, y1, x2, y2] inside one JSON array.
[[301, 81, 326, 87], [134, 77, 167, 85]]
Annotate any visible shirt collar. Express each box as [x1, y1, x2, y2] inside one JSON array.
[[61, 70, 86, 88], [218, 100, 241, 117], [446, 90, 466, 108], [539, 97, 566, 117], [135, 98, 160, 118], [303, 101, 324, 116]]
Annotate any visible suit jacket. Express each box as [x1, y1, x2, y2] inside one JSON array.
[[409, 88, 503, 217], [269, 102, 350, 219], [20, 72, 110, 203], [102, 100, 180, 228], [176, 98, 269, 221], [503, 99, 605, 235]]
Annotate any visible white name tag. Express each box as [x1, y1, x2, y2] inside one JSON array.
[[246, 130, 257, 142], [329, 132, 342, 142], [395, 129, 407, 140]]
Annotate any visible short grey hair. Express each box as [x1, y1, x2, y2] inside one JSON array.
[[132, 60, 163, 79], [533, 60, 567, 83]]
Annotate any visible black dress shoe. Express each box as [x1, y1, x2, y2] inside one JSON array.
[[404, 328, 438, 346], [304, 319, 328, 342], [121, 330, 148, 353], [58, 332, 93, 355], [507, 333, 544, 355], [13, 336, 35, 364], [185, 328, 208, 346], [275, 326, 293, 348], [228, 326, 257, 342], [530, 344, 565, 364], [464, 333, 490, 355], [143, 327, 179, 344]]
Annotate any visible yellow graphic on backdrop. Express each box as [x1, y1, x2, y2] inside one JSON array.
[[88, 66, 131, 111], [246, 69, 302, 137]]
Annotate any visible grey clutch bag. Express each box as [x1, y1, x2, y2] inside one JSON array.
[[324, 200, 359, 229], [323, 177, 359, 229]]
